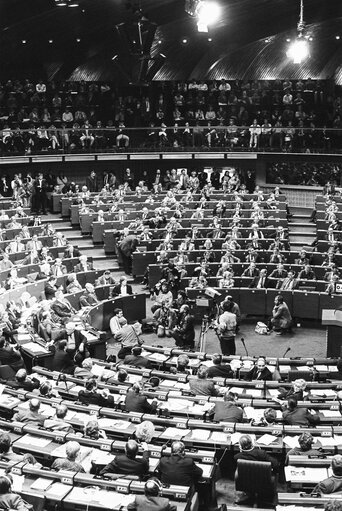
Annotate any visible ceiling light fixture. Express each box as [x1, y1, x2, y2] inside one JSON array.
[[286, 0, 310, 64], [185, 0, 221, 33], [22, 39, 27, 44]]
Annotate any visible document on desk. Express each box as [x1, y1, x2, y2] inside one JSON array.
[[244, 406, 264, 422], [99, 491, 135, 510], [228, 387, 244, 395], [189, 429, 211, 440], [30, 478, 55, 491], [314, 365, 329, 372], [0, 394, 20, 407], [197, 463, 212, 479], [22, 342, 49, 354], [11, 474, 24, 492], [310, 389, 336, 397], [246, 389, 263, 397], [267, 389, 279, 398], [18, 434, 52, 448], [98, 418, 131, 430], [173, 382, 190, 390], [321, 410, 342, 418], [91, 364, 105, 377], [285, 466, 328, 483], [210, 431, 229, 444], [319, 436, 337, 446], [51, 444, 92, 462], [147, 352, 169, 362], [283, 435, 300, 449], [166, 399, 189, 411], [161, 427, 191, 439], [257, 434, 278, 446]]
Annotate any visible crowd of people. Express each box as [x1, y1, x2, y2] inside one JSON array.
[[267, 161, 342, 186], [0, 78, 341, 153]]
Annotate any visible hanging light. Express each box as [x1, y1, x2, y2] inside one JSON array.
[[286, 0, 310, 64]]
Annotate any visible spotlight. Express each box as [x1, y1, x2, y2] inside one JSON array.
[[286, 38, 291, 42], [22, 40, 27, 44], [182, 38, 188, 44], [336, 35, 340, 40], [196, 0, 221, 33], [286, 37, 309, 64], [76, 38, 81, 42], [68, 2, 79, 7], [208, 37, 212, 42], [158, 40, 162, 44], [112, 54, 118, 61], [265, 39, 269, 43], [49, 39, 53, 44], [55, 1, 67, 5]]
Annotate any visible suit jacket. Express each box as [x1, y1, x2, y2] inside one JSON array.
[[13, 409, 46, 426], [283, 407, 320, 426], [0, 492, 32, 511], [111, 284, 133, 297], [51, 299, 76, 318], [7, 241, 25, 253], [50, 264, 67, 277], [54, 329, 84, 351], [100, 451, 149, 477], [269, 269, 288, 279], [119, 235, 139, 257], [314, 475, 342, 494], [0, 346, 24, 370], [207, 364, 233, 378], [249, 275, 269, 289], [79, 291, 99, 307], [125, 391, 157, 414], [64, 247, 81, 259], [52, 350, 75, 374], [123, 354, 152, 368], [245, 366, 273, 381], [45, 282, 57, 300], [26, 240, 43, 252], [78, 390, 114, 407], [74, 262, 93, 273], [213, 401, 243, 423], [189, 379, 218, 396], [127, 495, 176, 511], [234, 447, 279, 472], [158, 454, 203, 486], [242, 268, 260, 277]]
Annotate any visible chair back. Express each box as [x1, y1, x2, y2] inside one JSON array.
[[235, 459, 273, 494], [288, 369, 313, 382]]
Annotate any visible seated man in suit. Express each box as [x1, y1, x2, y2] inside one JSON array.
[[125, 383, 158, 414], [158, 441, 203, 487], [123, 346, 152, 368], [13, 398, 45, 426], [44, 276, 58, 300], [245, 356, 273, 381], [249, 268, 269, 289], [313, 455, 342, 494], [100, 439, 150, 478], [6, 235, 25, 254], [26, 234, 43, 253], [96, 270, 116, 287], [50, 258, 67, 277], [278, 270, 297, 290], [21, 249, 40, 266], [64, 243, 81, 259], [0, 337, 25, 371], [51, 441, 85, 472], [298, 264, 317, 282], [53, 321, 86, 359], [74, 254, 93, 273], [211, 391, 243, 423], [269, 263, 288, 283], [111, 276, 133, 297], [51, 340, 75, 374], [44, 404, 74, 433], [282, 396, 320, 426], [6, 369, 40, 391], [189, 365, 218, 396], [79, 283, 99, 307], [51, 289, 77, 321], [127, 478, 177, 511], [207, 353, 233, 378]]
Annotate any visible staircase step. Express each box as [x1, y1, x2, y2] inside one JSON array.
[[290, 207, 314, 215], [289, 216, 312, 223]]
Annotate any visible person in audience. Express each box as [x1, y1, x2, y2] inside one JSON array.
[[6, 368, 40, 391], [189, 365, 218, 396], [44, 404, 74, 433], [78, 378, 114, 407], [0, 337, 25, 371], [123, 346, 152, 368], [100, 439, 149, 477], [249, 268, 269, 288], [96, 270, 116, 286], [54, 321, 87, 359], [211, 391, 243, 423], [111, 275, 133, 297], [125, 383, 158, 413], [51, 289, 76, 321], [66, 273, 82, 294], [245, 356, 273, 381], [278, 270, 297, 290], [215, 300, 237, 355], [13, 398, 45, 426], [207, 353, 233, 378], [0, 432, 33, 463], [64, 242, 81, 259], [268, 295, 292, 335], [313, 455, 342, 494], [127, 478, 177, 511], [286, 432, 322, 465], [282, 396, 320, 426], [51, 340, 75, 374], [277, 378, 307, 401], [170, 354, 190, 374], [170, 304, 195, 349], [51, 441, 85, 473], [50, 258, 67, 277], [79, 283, 99, 307], [0, 474, 33, 510], [74, 255, 93, 273], [44, 276, 58, 300], [298, 264, 317, 282], [0, 254, 14, 272], [158, 440, 203, 487], [74, 357, 95, 379], [84, 420, 107, 440]]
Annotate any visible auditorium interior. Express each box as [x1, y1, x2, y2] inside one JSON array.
[[1, 0, 342, 510]]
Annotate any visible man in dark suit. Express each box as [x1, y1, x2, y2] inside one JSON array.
[[211, 391, 243, 423], [63, 243, 81, 259], [44, 276, 58, 300], [298, 264, 317, 282], [158, 441, 203, 487], [79, 283, 99, 307], [269, 263, 288, 281], [50, 289, 76, 321], [189, 365, 218, 396], [0, 337, 25, 371], [125, 383, 158, 414], [207, 353, 233, 378], [245, 356, 273, 381], [123, 346, 152, 368], [249, 269, 269, 289], [111, 276, 133, 297], [32, 172, 48, 214], [86, 170, 99, 192], [100, 440, 149, 477], [13, 398, 46, 426], [242, 262, 259, 278], [118, 234, 139, 275], [50, 340, 75, 374], [282, 397, 320, 426], [74, 255, 93, 273], [6, 369, 40, 391], [53, 321, 87, 361], [313, 455, 342, 494], [127, 479, 177, 511]]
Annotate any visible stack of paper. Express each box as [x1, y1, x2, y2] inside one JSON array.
[[257, 434, 278, 446], [321, 410, 341, 418], [210, 431, 228, 443], [161, 427, 191, 439], [30, 478, 54, 491], [190, 429, 211, 440], [18, 434, 52, 448], [283, 435, 300, 449]]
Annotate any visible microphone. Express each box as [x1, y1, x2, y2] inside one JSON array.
[[58, 373, 69, 392], [240, 337, 248, 357], [282, 347, 291, 358]]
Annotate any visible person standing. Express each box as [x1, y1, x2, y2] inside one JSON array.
[[118, 234, 139, 275], [32, 172, 47, 214], [216, 301, 237, 355]]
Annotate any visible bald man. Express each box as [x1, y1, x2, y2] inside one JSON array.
[[100, 440, 150, 477], [158, 441, 203, 486], [13, 398, 45, 426]]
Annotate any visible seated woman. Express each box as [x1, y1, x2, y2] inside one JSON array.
[[0, 474, 33, 510], [218, 270, 235, 289], [84, 420, 107, 440], [285, 432, 322, 465], [65, 273, 82, 294]]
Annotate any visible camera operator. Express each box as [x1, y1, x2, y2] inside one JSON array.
[[215, 301, 237, 355], [170, 304, 195, 349], [153, 301, 177, 338]]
